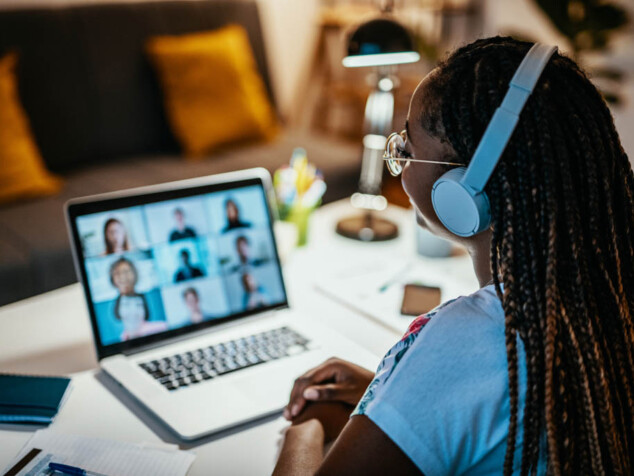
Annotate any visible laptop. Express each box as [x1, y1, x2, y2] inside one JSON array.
[[65, 168, 377, 440]]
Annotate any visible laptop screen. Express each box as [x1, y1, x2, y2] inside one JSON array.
[[67, 173, 288, 359]]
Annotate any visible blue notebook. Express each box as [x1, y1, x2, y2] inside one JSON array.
[[0, 374, 71, 424]]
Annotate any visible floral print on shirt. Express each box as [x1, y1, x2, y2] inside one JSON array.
[[353, 298, 459, 415]]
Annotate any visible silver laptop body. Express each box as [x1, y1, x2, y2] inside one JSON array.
[[66, 168, 377, 440]]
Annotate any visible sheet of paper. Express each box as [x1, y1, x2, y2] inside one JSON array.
[[4, 430, 195, 476], [315, 254, 479, 335]]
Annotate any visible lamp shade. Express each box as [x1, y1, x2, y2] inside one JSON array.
[[343, 18, 420, 68]]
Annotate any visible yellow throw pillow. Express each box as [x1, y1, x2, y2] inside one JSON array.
[[0, 52, 62, 205], [146, 25, 279, 158]]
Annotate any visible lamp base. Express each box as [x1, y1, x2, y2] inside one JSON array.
[[335, 211, 398, 242]]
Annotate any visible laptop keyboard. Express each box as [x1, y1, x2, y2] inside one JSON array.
[[139, 327, 310, 392]]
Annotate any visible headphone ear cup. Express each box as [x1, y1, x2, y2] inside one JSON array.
[[431, 167, 491, 237]]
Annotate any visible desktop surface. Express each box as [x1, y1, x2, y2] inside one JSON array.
[[0, 200, 478, 475]]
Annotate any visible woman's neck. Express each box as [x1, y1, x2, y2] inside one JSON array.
[[466, 234, 493, 288]]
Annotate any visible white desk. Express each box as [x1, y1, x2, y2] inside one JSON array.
[[0, 200, 478, 475]]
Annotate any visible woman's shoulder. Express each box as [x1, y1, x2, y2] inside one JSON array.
[[354, 285, 516, 474], [406, 284, 507, 369], [435, 284, 502, 320], [404, 284, 504, 343], [355, 285, 505, 413]]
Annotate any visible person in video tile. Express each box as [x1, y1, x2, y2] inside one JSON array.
[[174, 249, 204, 282], [237, 235, 250, 265], [182, 287, 205, 324], [110, 257, 167, 341], [103, 218, 130, 255], [241, 272, 270, 310], [234, 235, 267, 269], [169, 207, 197, 242], [222, 198, 251, 233]]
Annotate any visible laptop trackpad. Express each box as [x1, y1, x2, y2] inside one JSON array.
[[231, 351, 326, 409]]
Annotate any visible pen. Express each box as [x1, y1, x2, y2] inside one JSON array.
[[48, 462, 108, 476], [378, 264, 412, 293]]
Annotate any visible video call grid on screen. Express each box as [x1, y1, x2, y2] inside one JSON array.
[[68, 179, 288, 357]]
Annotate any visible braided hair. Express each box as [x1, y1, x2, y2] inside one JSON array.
[[421, 37, 634, 475]]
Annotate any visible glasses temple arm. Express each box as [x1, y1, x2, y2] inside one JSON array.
[[382, 157, 462, 166]]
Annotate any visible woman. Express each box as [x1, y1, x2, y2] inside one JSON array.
[[274, 37, 634, 475], [103, 217, 130, 255], [222, 198, 251, 233], [183, 287, 204, 324], [109, 257, 167, 341]]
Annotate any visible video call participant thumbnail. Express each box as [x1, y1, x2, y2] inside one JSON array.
[[103, 218, 130, 255], [174, 249, 205, 282], [182, 287, 205, 324], [241, 272, 270, 310], [110, 257, 168, 341], [222, 198, 251, 233], [231, 235, 268, 273], [169, 207, 197, 242]]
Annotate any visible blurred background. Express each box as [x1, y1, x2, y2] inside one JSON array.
[[283, 0, 633, 142], [263, 0, 634, 203], [3, 0, 631, 151], [0, 0, 632, 305]]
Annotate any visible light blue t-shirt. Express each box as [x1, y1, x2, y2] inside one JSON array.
[[353, 285, 547, 475]]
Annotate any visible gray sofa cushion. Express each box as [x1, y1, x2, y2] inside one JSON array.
[[0, 236, 35, 303], [0, 130, 360, 305]]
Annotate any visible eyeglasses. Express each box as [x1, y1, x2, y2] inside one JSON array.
[[383, 130, 461, 177]]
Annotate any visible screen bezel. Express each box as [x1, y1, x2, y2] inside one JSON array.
[[66, 170, 289, 360]]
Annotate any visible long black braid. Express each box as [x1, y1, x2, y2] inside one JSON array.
[[422, 37, 634, 475]]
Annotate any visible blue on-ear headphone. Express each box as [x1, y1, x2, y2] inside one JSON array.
[[431, 43, 557, 237]]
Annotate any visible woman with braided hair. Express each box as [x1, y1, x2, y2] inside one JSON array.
[[273, 36, 634, 475]]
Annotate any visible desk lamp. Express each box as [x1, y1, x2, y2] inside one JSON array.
[[336, 10, 420, 241]]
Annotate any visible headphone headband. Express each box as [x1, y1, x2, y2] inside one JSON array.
[[431, 42, 557, 237], [461, 43, 557, 192]]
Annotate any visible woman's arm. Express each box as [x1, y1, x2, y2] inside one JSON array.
[[273, 419, 324, 476], [275, 358, 422, 475], [274, 409, 423, 476], [317, 415, 423, 475]]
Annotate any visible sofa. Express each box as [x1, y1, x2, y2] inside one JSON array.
[[0, 0, 361, 306]]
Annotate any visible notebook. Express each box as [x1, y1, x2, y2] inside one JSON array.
[[0, 374, 71, 424]]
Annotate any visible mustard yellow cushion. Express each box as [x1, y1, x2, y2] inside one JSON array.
[[0, 52, 62, 205], [146, 25, 279, 158]]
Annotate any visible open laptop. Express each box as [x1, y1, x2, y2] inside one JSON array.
[[65, 168, 377, 440]]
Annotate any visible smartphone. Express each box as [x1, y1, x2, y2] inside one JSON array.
[[400, 284, 442, 316]]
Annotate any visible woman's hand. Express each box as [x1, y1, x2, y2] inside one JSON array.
[[284, 357, 374, 420]]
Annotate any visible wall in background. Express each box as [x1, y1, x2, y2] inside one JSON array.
[[483, 0, 634, 158], [256, 0, 320, 121]]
